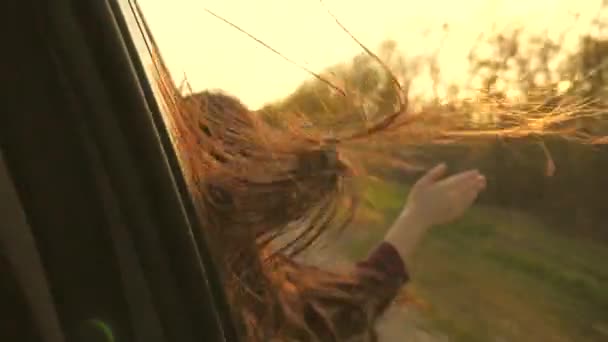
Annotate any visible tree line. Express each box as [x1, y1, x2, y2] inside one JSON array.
[[258, 13, 608, 240]]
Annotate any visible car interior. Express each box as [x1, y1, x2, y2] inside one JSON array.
[[1, 1, 237, 341]]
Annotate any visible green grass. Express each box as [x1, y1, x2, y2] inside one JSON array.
[[339, 178, 608, 342], [341, 177, 409, 257], [361, 178, 408, 213]]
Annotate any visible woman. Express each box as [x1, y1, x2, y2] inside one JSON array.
[[163, 88, 487, 341]]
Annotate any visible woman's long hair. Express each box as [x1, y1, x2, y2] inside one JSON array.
[[152, 50, 368, 339], [149, 28, 606, 340]]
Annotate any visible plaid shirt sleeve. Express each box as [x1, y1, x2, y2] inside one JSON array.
[[282, 242, 409, 341]]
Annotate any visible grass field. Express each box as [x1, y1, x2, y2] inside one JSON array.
[[328, 177, 608, 342]]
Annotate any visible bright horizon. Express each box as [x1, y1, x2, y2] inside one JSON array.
[[138, 0, 602, 109]]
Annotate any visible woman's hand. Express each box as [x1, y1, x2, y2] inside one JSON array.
[[403, 163, 486, 228], [383, 163, 486, 262]]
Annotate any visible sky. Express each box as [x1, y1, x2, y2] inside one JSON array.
[[138, 0, 603, 109]]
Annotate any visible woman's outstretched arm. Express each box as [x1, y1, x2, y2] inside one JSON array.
[[284, 164, 486, 341], [384, 163, 486, 263]]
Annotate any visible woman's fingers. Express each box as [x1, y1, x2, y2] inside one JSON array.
[[476, 175, 487, 190], [460, 187, 481, 209], [441, 171, 486, 207], [438, 169, 480, 190], [417, 163, 448, 187], [462, 173, 486, 191]]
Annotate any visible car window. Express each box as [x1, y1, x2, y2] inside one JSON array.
[[135, 2, 608, 341]]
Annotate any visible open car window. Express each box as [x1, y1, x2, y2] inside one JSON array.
[[133, 2, 608, 342]]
